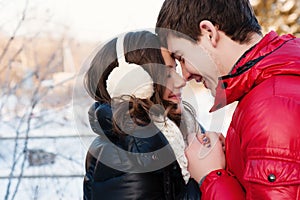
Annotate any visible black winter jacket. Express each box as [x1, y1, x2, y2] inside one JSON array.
[[83, 102, 200, 200]]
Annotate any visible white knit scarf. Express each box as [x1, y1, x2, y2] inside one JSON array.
[[153, 115, 190, 184]]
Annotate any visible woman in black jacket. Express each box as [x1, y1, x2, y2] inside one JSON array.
[[83, 30, 202, 199]]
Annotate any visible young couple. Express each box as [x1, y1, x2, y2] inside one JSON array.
[[84, 0, 300, 199]]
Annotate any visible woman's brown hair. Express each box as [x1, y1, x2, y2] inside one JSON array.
[[84, 31, 197, 135]]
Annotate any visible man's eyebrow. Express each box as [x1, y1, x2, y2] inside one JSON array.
[[171, 52, 182, 59], [170, 52, 176, 59]]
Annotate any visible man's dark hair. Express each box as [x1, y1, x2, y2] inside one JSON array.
[[156, 0, 262, 45]]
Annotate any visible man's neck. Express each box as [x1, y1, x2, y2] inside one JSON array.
[[222, 33, 263, 75]]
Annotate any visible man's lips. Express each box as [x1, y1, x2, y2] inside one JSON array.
[[193, 75, 203, 83], [194, 75, 208, 89], [202, 80, 208, 88]]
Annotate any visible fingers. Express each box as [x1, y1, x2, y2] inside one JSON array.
[[185, 133, 203, 153], [218, 133, 226, 152], [218, 132, 225, 143], [196, 132, 211, 148], [197, 131, 215, 146], [197, 131, 226, 150], [213, 132, 225, 152], [185, 131, 226, 163], [185, 131, 226, 158]]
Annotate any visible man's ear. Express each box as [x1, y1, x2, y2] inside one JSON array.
[[199, 20, 219, 47]]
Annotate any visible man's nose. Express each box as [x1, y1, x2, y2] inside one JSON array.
[[181, 65, 192, 81]]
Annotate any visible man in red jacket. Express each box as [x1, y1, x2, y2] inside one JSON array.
[[156, 0, 300, 199]]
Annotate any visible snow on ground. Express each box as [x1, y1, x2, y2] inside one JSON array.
[[0, 177, 83, 200], [0, 101, 96, 200], [0, 135, 90, 200]]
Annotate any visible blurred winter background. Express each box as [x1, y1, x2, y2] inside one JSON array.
[[0, 0, 299, 199]]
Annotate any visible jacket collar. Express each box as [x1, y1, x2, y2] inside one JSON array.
[[88, 102, 164, 139], [210, 31, 298, 112], [88, 102, 115, 136]]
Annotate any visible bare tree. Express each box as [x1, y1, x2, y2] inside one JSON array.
[[0, 1, 81, 199]]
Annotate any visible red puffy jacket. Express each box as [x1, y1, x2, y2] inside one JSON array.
[[201, 31, 300, 199]]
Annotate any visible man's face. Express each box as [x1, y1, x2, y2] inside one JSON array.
[[167, 35, 221, 96]]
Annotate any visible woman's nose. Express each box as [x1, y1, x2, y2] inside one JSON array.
[[174, 72, 186, 88]]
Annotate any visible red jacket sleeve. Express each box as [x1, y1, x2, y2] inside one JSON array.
[[200, 169, 245, 200], [223, 76, 300, 199]]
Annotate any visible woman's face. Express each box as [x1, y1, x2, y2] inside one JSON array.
[[161, 48, 186, 114]]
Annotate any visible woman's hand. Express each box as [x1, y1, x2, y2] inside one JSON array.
[[185, 132, 226, 183]]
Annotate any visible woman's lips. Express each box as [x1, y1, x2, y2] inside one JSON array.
[[168, 93, 182, 101]]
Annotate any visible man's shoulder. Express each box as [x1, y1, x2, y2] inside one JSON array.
[[242, 75, 300, 105]]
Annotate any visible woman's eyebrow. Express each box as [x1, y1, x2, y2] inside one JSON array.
[[166, 63, 178, 68]]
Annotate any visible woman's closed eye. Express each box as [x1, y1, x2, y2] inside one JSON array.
[[166, 63, 178, 78], [166, 68, 174, 78]]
